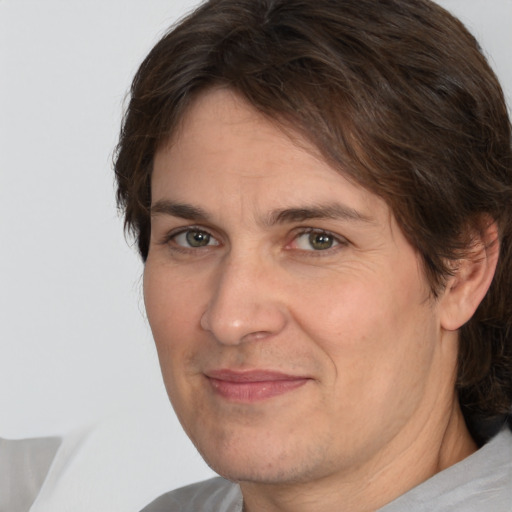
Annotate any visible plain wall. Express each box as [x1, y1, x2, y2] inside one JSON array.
[[1, 0, 511, 506], [1, 0, 204, 438]]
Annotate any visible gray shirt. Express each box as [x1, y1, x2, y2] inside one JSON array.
[[141, 428, 512, 511]]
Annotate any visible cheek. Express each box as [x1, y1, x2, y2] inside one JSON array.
[[292, 266, 437, 400], [143, 263, 212, 426], [143, 262, 206, 369]]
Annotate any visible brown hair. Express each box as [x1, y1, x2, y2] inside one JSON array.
[[114, 0, 512, 435]]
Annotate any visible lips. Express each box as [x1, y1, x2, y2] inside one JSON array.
[[205, 369, 310, 402]]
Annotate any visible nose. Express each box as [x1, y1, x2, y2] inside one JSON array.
[[200, 254, 288, 345]]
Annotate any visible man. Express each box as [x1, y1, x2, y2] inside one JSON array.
[[114, 0, 512, 510]]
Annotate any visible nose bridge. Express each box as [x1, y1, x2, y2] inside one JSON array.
[[200, 248, 287, 345]]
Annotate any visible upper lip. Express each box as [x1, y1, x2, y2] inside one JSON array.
[[205, 369, 309, 382]]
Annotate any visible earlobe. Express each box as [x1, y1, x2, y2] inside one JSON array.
[[440, 219, 500, 332]]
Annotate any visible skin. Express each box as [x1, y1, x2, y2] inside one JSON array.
[[144, 88, 485, 512]]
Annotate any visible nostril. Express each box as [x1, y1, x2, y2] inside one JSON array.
[[199, 308, 211, 332], [241, 330, 274, 342], [200, 299, 288, 346]]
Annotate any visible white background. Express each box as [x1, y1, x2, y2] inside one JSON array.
[[1, 0, 511, 508]]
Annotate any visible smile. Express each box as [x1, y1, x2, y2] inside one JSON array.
[[205, 370, 310, 402]]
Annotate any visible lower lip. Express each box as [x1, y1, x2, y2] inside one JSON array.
[[207, 377, 309, 402]]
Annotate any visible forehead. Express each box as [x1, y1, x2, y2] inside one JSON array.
[[152, 88, 388, 222], [159, 87, 328, 177]]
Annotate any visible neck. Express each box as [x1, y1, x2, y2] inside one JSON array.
[[240, 400, 476, 512]]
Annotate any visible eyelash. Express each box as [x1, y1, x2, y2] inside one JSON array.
[[159, 226, 219, 253], [159, 226, 348, 255], [288, 228, 348, 254]]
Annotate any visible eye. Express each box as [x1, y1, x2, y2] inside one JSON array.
[[172, 229, 219, 248], [292, 230, 341, 251]]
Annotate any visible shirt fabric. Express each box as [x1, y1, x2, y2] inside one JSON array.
[[140, 427, 512, 512], [0, 436, 61, 512]]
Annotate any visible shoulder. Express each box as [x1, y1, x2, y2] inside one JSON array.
[[140, 476, 242, 512], [379, 427, 512, 512]]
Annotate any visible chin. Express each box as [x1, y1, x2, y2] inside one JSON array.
[[206, 456, 314, 485], [190, 426, 338, 486]]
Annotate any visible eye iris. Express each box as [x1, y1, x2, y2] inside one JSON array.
[[309, 232, 333, 250], [186, 230, 210, 247]]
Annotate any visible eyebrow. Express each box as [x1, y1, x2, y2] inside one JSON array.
[[266, 203, 373, 225], [150, 199, 373, 225], [151, 200, 210, 221]]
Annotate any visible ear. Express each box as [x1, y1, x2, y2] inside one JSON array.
[[439, 218, 500, 331]]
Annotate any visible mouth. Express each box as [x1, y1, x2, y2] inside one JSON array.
[[205, 369, 310, 402]]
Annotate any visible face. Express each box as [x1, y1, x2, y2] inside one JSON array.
[[144, 89, 456, 485]]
